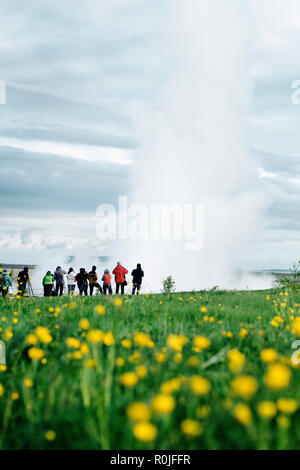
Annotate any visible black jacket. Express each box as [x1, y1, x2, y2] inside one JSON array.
[[131, 268, 144, 284]]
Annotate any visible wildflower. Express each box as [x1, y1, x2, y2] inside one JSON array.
[[277, 415, 290, 429], [260, 349, 278, 363], [193, 336, 210, 350], [155, 352, 166, 363], [196, 405, 211, 419], [103, 331, 115, 346], [129, 352, 141, 363], [80, 343, 89, 355], [134, 332, 154, 348], [3, 330, 13, 340], [66, 337, 81, 349], [0, 384, 4, 396], [23, 378, 33, 388], [11, 392, 19, 400], [228, 349, 246, 374], [127, 402, 151, 421], [0, 365, 7, 372], [230, 375, 258, 400], [160, 378, 182, 394], [113, 298, 123, 307], [85, 359, 97, 368], [95, 305, 105, 315], [121, 339, 132, 349], [133, 421, 157, 442], [200, 306, 207, 313], [257, 401, 277, 419], [69, 302, 77, 310], [167, 334, 188, 352], [233, 403, 252, 425], [116, 357, 125, 367], [26, 334, 38, 345], [239, 328, 248, 339], [79, 319, 90, 330], [188, 356, 199, 367], [180, 419, 202, 437], [264, 363, 291, 390], [174, 353, 182, 363], [121, 372, 138, 387], [136, 365, 147, 378], [35, 326, 52, 344], [28, 347, 45, 360], [189, 376, 211, 395], [87, 329, 103, 344], [151, 394, 175, 414], [277, 399, 298, 414], [45, 430, 56, 441]]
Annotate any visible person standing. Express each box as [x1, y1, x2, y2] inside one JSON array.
[[0, 269, 12, 297], [67, 268, 76, 294], [54, 266, 66, 296], [102, 269, 112, 295], [112, 262, 128, 295], [88, 266, 102, 295], [76, 268, 88, 296], [131, 263, 144, 295], [17, 267, 29, 296], [42, 271, 54, 297]]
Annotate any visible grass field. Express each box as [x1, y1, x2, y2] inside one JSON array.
[[0, 288, 300, 450]]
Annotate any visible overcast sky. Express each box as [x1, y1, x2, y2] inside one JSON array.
[[0, 0, 300, 269]]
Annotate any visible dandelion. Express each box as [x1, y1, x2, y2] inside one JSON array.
[[277, 415, 290, 429], [193, 336, 210, 350], [0, 365, 7, 372], [228, 349, 246, 374], [160, 378, 182, 394], [0, 384, 4, 396], [85, 359, 97, 368], [167, 334, 188, 352], [28, 347, 45, 360], [45, 430, 56, 441], [264, 363, 291, 390], [79, 319, 90, 330], [87, 329, 103, 344], [23, 378, 33, 388], [155, 352, 166, 363], [35, 326, 52, 344], [103, 331, 115, 346], [95, 305, 105, 315], [196, 405, 211, 419], [127, 402, 151, 421], [260, 349, 278, 363], [230, 375, 258, 400], [134, 332, 154, 348], [180, 419, 202, 437], [116, 357, 125, 367], [66, 337, 81, 349], [257, 401, 277, 419], [189, 376, 211, 396], [136, 365, 147, 378], [121, 339, 132, 349], [200, 306, 207, 313], [133, 421, 157, 442], [113, 298, 123, 307], [121, 372, 138, 387], [277, 399, 298, 414], [11, 392, 19, 400], [233, 403, 252, 425], [239, 328, 248, 339], [151, 394, 175, 414]]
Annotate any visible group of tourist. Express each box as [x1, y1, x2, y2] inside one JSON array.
[[0, 263, 144, 297], [43, 262, 144, 297]]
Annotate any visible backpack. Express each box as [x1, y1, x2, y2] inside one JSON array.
[[0, 275, 5, 287], [104, 273, 111, 285]]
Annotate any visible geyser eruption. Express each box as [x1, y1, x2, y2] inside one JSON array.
[[126, 0, 267, 292]]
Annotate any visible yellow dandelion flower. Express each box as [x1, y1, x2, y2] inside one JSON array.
[[189, 376, 211, 396], [121, 372, 138, 387], [257, 401, 277, 419], [277, 399, 298, 414], [79, 319, 90, 330], [45, 430, 56, 441], [151, 394, 175, 414], [180, 419, 202, 437], [127, 402, 151, 422], [264, 363, 291, 390], [230, 375, 258, 400], [28, 347, 45, 360], [260, 349, 278, 363], [113, 298, 123, 307], [233, 403, 252, 426], [193, 336, 210, 350], [87, 329, 103, 344], [133, 421, 157, 442]]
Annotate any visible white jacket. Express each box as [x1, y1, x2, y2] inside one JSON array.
[[67, 272, 76, 286]]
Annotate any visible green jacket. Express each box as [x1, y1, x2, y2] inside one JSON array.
[[43, 273, 54, 285]]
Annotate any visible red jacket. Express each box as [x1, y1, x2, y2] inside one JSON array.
[[113, 265, 128, 283]]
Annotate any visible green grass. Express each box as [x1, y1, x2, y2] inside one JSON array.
[[0, 288, 299, 450]]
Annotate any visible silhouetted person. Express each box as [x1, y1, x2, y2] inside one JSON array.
[[17, 267, 29, 296], [113, 261, 128, 295], [67, 268, 76, 294], [76, 268, 88, 295], [43, 271, 54, 297], [88, 266, 102, 295], [102, 269, 112, 295], [131, 263, 144, 295], [54, 266, 66, 296]]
